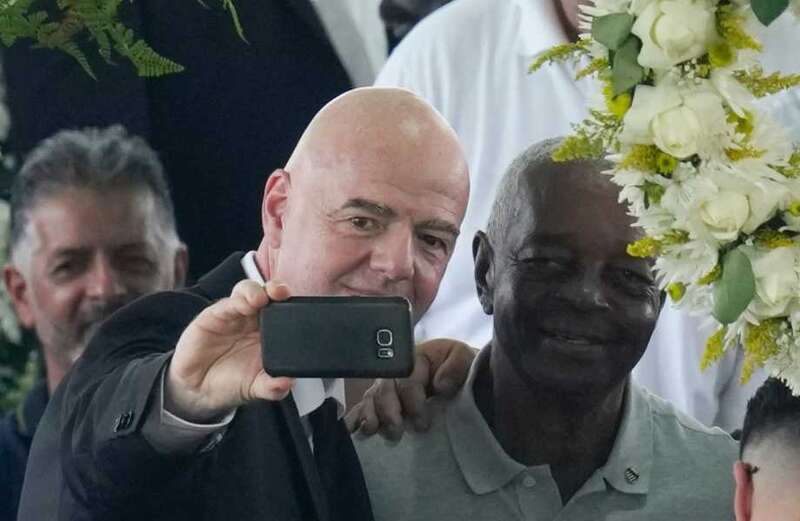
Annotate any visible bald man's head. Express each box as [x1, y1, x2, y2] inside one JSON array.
[[486, 137, 615, 247], [258, 87, 469, 322], [736, 378, 800, 521]]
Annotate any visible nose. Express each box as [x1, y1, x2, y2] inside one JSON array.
[[370, 225, 416, 283], [556, 266, 611, 311], [85, 256, 126, 300]]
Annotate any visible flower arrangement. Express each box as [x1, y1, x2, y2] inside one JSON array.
[[530, 0, 800, 392]]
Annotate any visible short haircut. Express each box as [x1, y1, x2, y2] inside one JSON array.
[[486, 137, 612, 242], [9, 125, 178, 260], [740, 377, 800, 458]]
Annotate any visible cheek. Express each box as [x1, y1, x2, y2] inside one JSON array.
[[30, 281, 81, 324]]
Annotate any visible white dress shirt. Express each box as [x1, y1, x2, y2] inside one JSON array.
[[310, 0, 387, 86], [143, 252, 345, 454], [375, 0, 797, 431]]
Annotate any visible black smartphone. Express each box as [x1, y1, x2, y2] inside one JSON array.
[[259, 296, 414, 378]]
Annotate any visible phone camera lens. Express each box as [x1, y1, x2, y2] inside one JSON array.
[[376, 329, 393, 347]]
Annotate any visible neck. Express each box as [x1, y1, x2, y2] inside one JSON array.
[[43, 353, 68, 394], [474, 342, 627, 502], [254, 240, 273, 280]]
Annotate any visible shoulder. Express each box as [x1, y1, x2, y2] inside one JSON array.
[[640, 385, 737, 476]]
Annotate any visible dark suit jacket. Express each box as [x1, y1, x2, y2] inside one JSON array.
[[0, 380, 47, 521], [3, 0, 353, 278], [17, 253, 374, 521]]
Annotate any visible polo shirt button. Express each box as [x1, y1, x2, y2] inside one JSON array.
[[522, 476, 536, 488]]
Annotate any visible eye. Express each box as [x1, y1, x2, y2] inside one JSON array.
[[612, 268, 654, 296], [119, 255, 155, 274], [349, 216, 379, 232], [418, 233, 448, 254]]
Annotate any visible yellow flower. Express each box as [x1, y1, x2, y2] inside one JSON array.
[[788, 201, 800, 217], [619, 144, 659, 172], [708, 41, 735, 69], [726, 110, 754, 137], [741, 319, 784, 383], [697, 264, 721, 285], [655, 152, 678, 176], [627, 237, 661, 258], [700, 327, 726, 372], [754, 229, 795, 249], [667, 282, 686, 302]]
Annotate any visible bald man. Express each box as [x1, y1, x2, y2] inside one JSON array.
[[735, 378, 800, 521], [18, 87, 470, 521]]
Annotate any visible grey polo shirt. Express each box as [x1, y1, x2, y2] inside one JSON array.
[[354, 361, 737, 520]]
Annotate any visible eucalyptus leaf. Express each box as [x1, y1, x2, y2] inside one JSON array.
[[712, 248, 756, 325], [611, 35, 644, 95], [592, 13, 635, 51], [751, 0, 789, 26]]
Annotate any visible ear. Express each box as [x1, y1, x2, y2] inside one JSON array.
[[172, 242, 189, 288], [4, 265, 35, 328], [473, 231, 495, 315], [733, 461, 753, 521], [262, 169, 291, 250]]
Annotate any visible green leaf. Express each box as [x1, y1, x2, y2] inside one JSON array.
[[592, 13, 635, 51], [751, 0, 789, 26], [712, 248, 756, 325], [611, 35, 644, 95]]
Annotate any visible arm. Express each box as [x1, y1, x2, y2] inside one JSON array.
[[59, 280, 294, 512]]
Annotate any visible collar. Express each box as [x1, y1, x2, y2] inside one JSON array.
[[446, 357, 653, 497], [240, 252, 346, 419], [16, 378, 49, 439], [513, 0, 571, 57]]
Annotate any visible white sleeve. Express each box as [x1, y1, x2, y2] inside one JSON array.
[[141, 365, 236, 454]]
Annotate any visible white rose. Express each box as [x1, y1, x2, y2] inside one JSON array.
[[699, 190, 750, 240], [621, 79, 727, 158], [744, 246, 800, 317], [631, 0, 719, 69]]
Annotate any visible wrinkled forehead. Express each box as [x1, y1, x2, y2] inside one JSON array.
[[509, 164, 639, 250]]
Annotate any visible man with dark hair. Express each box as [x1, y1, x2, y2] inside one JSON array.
[[734, 377, 800, 520], [0, 125, 188, 521], [356, 138, 737, 520]]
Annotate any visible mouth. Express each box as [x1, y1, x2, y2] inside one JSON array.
[[539, 327, 609, 347]]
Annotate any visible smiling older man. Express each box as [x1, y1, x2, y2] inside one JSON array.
[[18, 87, 470, 521], [355, 138, 737, 520]]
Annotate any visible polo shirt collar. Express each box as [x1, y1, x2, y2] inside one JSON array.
[[446, 357, 654, 497], [513, 0, 571, 57]]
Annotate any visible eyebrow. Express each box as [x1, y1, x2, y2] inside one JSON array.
[[340, 198, 397, 218], [336, 198, 459, 238]]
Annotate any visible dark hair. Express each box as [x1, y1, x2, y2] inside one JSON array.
[[9, 125, 178, 257], [740, 377, 800, 457]]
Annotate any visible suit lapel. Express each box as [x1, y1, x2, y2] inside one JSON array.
[[279, 395, 330, 521], [192, 252, 247, 301]]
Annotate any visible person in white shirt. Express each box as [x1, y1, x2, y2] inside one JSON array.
[[374, 0, 800, 431]]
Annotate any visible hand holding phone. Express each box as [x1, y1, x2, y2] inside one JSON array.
[[260, 296, 414, 378]]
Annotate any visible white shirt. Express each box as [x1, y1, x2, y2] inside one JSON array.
[[143, 252, 345, 453], [374, 0, 797, 431], [310, 0, 387, 86]]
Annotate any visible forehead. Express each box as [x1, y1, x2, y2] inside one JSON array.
[[510, 166, 639, 252], [24, 188, 163, 254]]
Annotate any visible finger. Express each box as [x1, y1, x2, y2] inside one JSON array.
[[395, 354, 432, 432], [420, 338, 476, 398], [231, 279, 271, 311], [251, 372, 295, 401], [264, 280, 291, 301], [374, 379, 404, 441], [344, 402, 363, 433], [357, 393, 380, 436]]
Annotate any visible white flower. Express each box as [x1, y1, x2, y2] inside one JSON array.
[[621, 78, 729, 158], [699, 191, 750, 240], [710, 70, 752, 117], [631, 0, 719, 70], [743, 245, 800, 317]]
